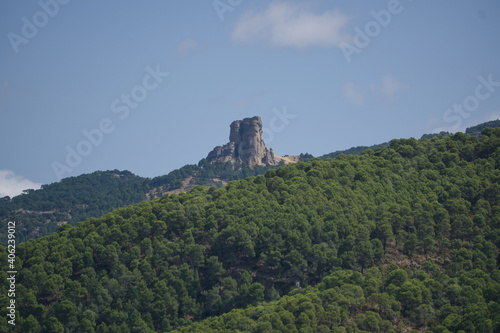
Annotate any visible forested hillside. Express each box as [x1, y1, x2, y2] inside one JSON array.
[[3, 120, 498, 244], [466, 119, 500, 136], [1, 128, 499, 332], [0, 163, 281, 243], [317, 142, 390, 161], [0, 170, 150, 243], [314, 120, 500, 161]]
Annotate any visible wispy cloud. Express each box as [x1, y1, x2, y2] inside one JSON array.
[[343, 75, 408, 106], [373, 75, 408, 101], [0, 170, 42, 198], [232, 1, 351, 48], [177, 38, 199, 55], [342, 82, 365, 106]]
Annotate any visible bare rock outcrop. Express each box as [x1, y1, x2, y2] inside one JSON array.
[[206, 116, 278, 167]]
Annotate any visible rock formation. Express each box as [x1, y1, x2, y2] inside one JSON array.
[[206, 116, 278, 167]]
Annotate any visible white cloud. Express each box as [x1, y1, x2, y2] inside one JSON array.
[[374, 75, 408, 100], [343, 75, 408, 106], [0, 170, 42, 198], [342, 82, 365, 106], [232, 2, 351, 48], [177, 38, 199, 55]]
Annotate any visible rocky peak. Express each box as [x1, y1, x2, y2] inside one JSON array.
[[206, 116, 278, 167]]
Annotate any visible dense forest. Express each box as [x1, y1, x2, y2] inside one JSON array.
[[2, 121, 498, 244], [318, 143, 390, 161], [0, 171, 150, 243], [1, 127, 499, 332], [466, 120, 500, 136], [0, 162, 281, 243]]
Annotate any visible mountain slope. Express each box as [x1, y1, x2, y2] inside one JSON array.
[[2, 119, 499, 244], [310, 119, 500, 162], [1, 116, 289, 243], [1, 128, 499, 331], [466, 119, 500, 138], [0, 170, 150, 243], [0, 162, 283, 243]]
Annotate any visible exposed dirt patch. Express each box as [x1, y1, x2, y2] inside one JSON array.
[[275, 155, 300, 164]]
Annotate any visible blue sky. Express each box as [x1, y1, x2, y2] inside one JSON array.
[[1, 0, 500, 197]]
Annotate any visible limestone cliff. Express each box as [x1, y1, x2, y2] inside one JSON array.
[[206, 116, 278, 167]]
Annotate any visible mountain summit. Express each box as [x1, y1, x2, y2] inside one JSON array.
[[206, 116, 279, 167]]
